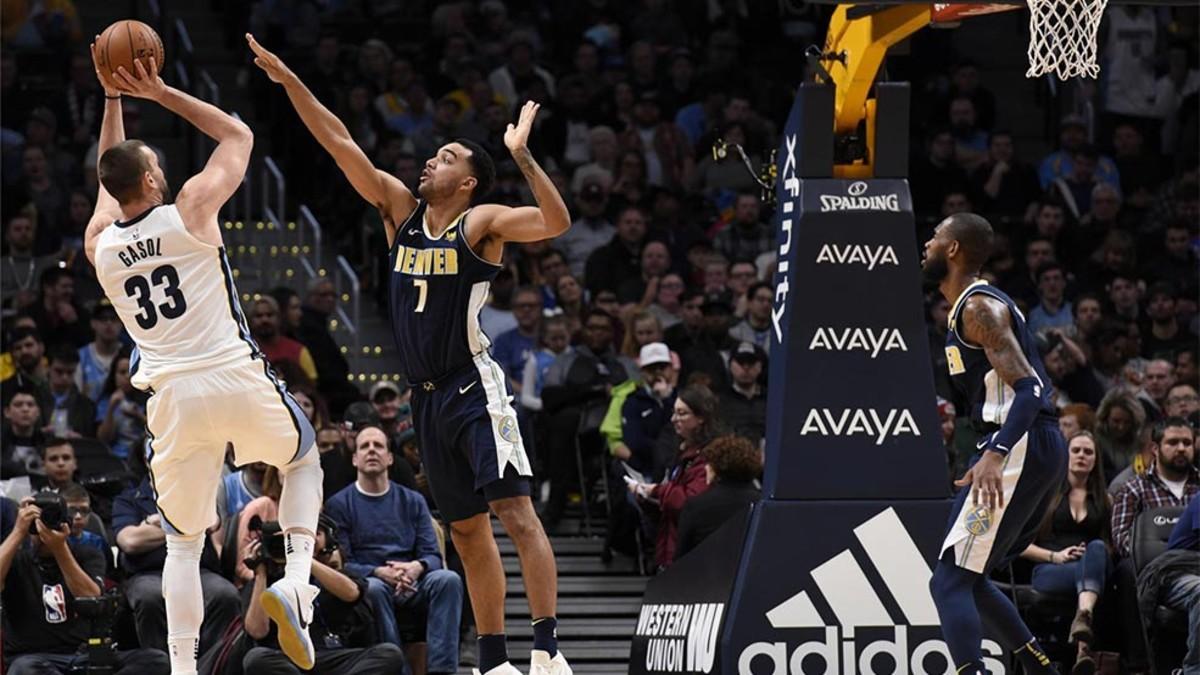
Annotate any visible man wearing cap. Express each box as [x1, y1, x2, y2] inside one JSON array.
[[616, 343, 679, 477], [558, 178, 614, 278], [721, 342, 767, 446], [76, 297, 124, 402], [1038, 114, 1120, 190]]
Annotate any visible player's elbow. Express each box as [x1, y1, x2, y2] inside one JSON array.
[[227, 119, 254, 146]]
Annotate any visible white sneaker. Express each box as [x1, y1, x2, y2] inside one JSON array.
[[472, 663, 524, 675], [530, 650, 572, 675], [261, 578, 318, 670]]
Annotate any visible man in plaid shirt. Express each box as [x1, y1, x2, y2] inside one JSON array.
[[1111, 418, 1199, 558]]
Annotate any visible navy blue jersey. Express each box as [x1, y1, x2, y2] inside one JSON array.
[[945, 280, 1056, 431], [388, 201, 502, 382]]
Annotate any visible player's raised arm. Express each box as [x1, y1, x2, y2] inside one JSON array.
[[472, 101, 571, 244], [246, 33, 415, 245], [85, 38, 127, 264], [111, 57, 252, 240]]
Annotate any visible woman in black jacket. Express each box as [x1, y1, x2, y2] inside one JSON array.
[[675, 435, 762, 559]]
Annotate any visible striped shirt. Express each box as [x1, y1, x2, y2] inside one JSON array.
[[1110, 463, 1200, 557]]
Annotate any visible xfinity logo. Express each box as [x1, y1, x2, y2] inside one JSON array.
[[815, 244, 899, 270], [770, 133, 801, 343], [635, 603, 724, 673], [819, 182, 901, 212], [737, 509, 1006, 674], [809, 328, 909, 359], [800, 408, 920, 446]]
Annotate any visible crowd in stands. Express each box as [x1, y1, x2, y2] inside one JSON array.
[[2, 0, 1199, 673]]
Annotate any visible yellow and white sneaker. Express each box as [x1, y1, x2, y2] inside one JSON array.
[[261, 578, 318, 670]]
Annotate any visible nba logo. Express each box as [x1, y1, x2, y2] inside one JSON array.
[[42, 584, 67, 624]]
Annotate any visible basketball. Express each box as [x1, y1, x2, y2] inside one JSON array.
[[95, 20, 164, 88]]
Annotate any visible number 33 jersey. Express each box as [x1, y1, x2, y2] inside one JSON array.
[[94, 204, 256, 391]]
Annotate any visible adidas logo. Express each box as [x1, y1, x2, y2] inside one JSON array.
[[737, 508, 1007, 674]]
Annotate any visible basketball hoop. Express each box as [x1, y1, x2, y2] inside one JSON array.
[[1023, 0, 1108, 79], [931, 0, 1109, 79]]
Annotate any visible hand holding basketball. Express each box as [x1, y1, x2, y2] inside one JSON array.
[[94, 20, 164, 92], [89, 38, 121, 96], [504, 100, 540, 154], [245, 34, 294, 85], [112, 57, 166, 102]]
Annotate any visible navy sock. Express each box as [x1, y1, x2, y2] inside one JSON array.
[[929, 554, 984, 669], [532, 616, 558, 657], [1013, 639, 1058, 674], [477, 633, 509, 673]]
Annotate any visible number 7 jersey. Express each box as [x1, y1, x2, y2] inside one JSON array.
[[93, 204, 256, 391]]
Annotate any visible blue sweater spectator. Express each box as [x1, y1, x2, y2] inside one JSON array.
[[1168, 492, 1199, 550], [325, 426, 463, 672], [491, 288, 542, 391]]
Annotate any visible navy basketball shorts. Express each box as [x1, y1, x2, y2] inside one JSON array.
[[411, 354, 533, 522], [940, 418, 1068, 574]]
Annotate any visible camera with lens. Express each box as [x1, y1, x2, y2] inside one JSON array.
[[29, 491, 70, 534], [244, 516, 286, 574], [71, 592, 120, 674]]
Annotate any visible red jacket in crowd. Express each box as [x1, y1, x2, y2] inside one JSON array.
[[652, 444, 710, 568]]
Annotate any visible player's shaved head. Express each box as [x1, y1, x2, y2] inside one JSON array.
[[98, 140, 152, 204], [943, 212, 994, 270]]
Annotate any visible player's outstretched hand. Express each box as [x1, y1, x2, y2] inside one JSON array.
[[246, 33, 295, 85], [504, 100, 540, 154], [112, 58, 166, 102], [89, 37, 121, 97], [955, 449, 1005, 511]]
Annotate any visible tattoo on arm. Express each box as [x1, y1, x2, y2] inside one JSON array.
[[511, 146, 537, 177], [961, 295, 1037, 386]]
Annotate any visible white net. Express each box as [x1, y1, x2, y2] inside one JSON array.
[[1025, 0, 1110, 79]]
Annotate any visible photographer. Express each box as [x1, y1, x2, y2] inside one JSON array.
[[242, 516, 406, 674], [1, 492, 168, 674], [112, 476, 240, 658]]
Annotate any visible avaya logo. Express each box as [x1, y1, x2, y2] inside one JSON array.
[[814, 244, 899, 270], [808, 327, 909, 359], [799, 408, 920, 446], [635, 602, 724, 673], [737, 509, 1007, 674], [819, 183, 901, 212]]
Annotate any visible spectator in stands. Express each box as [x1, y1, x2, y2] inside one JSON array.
[[629, 384, 720, 570], [28, 267, 90, 351], [12, 145, 69, 255], [585, 205, 648, 296], [648, 272, 686, 330], [1177, 348, 1199, 390], [1145, 223, 1199, 296], [62, 483, 107, 565], [571, 127, 619, 193], [1107, 274, 1142, 325], [493, 286, 543, 394], [1095, 388, 1146, 480], [520, 316, 572, 415], [553, 274, 585, 338], [1165, 384, 1199, 424], [1141, 359, 1176, 422], [676, 435, 762, 558], [318, 423, 355, 499], [947, 96, 988, 170], [618, 241, 672, 306], [1072, 293, 1104, 344], [713, 193, 773, 266], [1004, 236, 1056, 307], [616, 343, 679, 477], [720, 342, 768, 446], [1027, 262, 1073, 334], [1020, 431, 1112, 671], [480, 267, 518, 339], [94, 348, 144, 460], [535, 249, 569, 310], [325, 426, 463, 673], [270, 286, 304, 340], [725, 261, 758, 316], [1038, 114, 1120, 190], [113, 476, 241, 659], [489, 32, 555, 115], [1042, 330, 1105, 408], [44, 347, 94, 437], [1, 213, 57, 309], [249, 296, 318, 387], [1059, 403, 1096, 439], [727, 282, 772, 356], [234, 467, 284, 586], [620, 312, 665, 361], [2, 494, 169, 674], [1142, 283, 1193, 359], [968, 130, 1039, 217], [1082, 230, 1137, 294], [299, 277, 356, 415], [366, 380, 406, 440], [1112, 418, 1198, 558], [1147, 490, 1200, 674], [664, 289, 707, 355], [218, 460, 268, 530], [1051, 145, 1107, 220], [911, 129, 969, 217], [3, 326, 50, 406], [679, 299, 737, 392], [1, 381, 45, 478], [75, 297, 122, 403], [241, 516, 407, 674], [32, 437, 76, 493]]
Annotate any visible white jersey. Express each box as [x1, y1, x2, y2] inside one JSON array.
[[93, 204, 255, 390]]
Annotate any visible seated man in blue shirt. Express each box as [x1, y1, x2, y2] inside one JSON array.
[[325, 426, 463, 675], [1158, 493, 1199, 673]]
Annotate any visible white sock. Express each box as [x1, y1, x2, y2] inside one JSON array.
[[163, 533, 204, 674], [284, 531, 315, 584], [277, 447, 321, 585]]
